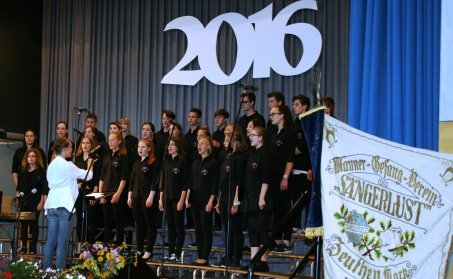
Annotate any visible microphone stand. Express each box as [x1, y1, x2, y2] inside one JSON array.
[[12, 191, 35, 258], [158, 124, 175, 278], [222, 87, 248, 277], [67, 155, 96, 266], [72, 107, 89, 162]]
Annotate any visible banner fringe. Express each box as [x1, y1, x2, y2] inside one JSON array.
[[305, 226, 324, 239]]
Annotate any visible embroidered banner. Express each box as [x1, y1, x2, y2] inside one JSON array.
[[321, 114, 453, 278]]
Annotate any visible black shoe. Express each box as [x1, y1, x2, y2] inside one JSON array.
[[188, 242, 197, 248], [242, 245, 251, 252], [274, 243, 291, 253], [255, 261, 269, 272], [230, 261, 242, 268]]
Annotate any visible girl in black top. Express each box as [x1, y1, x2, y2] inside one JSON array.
[[216, 131, 248, 267], [47, 121, 70, 164], [12, 129, 47, 188], [268, 105, 295, 252], [242, 127, 272, 271], [74, 136, 101, 243], [99, 132, 130, 244], [159, 137, 188, 262], [127, 138, 158, 260], [186, 136, 219, 266], [17, 148, 47, 254]]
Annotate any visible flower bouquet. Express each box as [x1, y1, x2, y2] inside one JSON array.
[[65, 242, 134, 279]]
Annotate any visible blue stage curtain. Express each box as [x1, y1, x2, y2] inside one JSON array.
[[347, 0, 440, 150]]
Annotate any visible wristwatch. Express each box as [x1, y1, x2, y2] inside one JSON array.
[[233, 201, 241, 206]]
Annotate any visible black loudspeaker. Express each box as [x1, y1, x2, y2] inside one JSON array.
[[118, 257, 158, 279]]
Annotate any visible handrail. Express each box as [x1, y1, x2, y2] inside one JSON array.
[[247, 190, 311, 279]]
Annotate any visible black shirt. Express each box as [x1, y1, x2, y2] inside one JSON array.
[[74, 154, 101, 193], [242, 146, 272, 212], [237, 112, 266, 136], [12, 146, 47, 174], [129, 156, 158, 199], [100, 150, 130, 193], [211, 127, 225, 160], [293, 117, 311, 171], [184, 126, 200, 163], [162, 155, 189, 200], [189, 155, 219, 205], [218, 151, 246, 199], [17, 167, 47, 211], [124, 134, 139, 165], [268, 127, 295, 176]]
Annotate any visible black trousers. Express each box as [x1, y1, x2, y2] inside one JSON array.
[[247, 210, 270, 247], [271, 176, 293, 241], [75, 197, 98, 243], [191, 202, 213, 260], [20, 211, 40, 252], [289, 173, 310, 228], [102, 194, 127, 244], [165, 199, 185, 257], [219, 198, 244, 261], [132, 197, 158, 253]]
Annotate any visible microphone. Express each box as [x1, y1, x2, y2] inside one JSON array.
[[73, 128, 84, 136], [73, 106, 90, 112], [15, 192, 25, 200], [15, 188, 37, 201], [238, 83, 258, 91], [89, 145, 102, 155]]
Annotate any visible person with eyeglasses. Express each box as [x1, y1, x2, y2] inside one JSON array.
[[268, 104, 295, 253], [241, 126, 272, 272], [237, 92, 266, 137], [12, 129, 47, 189], [17, 148, 47, 254]]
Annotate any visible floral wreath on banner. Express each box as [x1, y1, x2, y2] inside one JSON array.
[[334, 204, 416, 261]]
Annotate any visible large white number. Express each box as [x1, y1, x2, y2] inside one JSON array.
[[200, 13, 255, 85], [161, 0, 322, 86], [161, 16, 205, 85]]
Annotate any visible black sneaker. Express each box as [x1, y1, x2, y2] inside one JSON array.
[[280, 243, 292, 253], [273, 243, 284, 252], [188, 242, 197, 248]]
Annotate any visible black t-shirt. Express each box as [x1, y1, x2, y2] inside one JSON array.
[[218, 151, 246, 199], [162, 155, 189, 200], [293, 118, 311, 171], [242, 146, 272, 212], [129, 156, 158, 199], [268, 127, 295, 176], [74, 154, 101, 193], [184, 127, 199, 162], [17, 167, 47, 211], [100, 150, 130, 193], [189, 155, 218, 205], [237, 112, 266, 136]]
